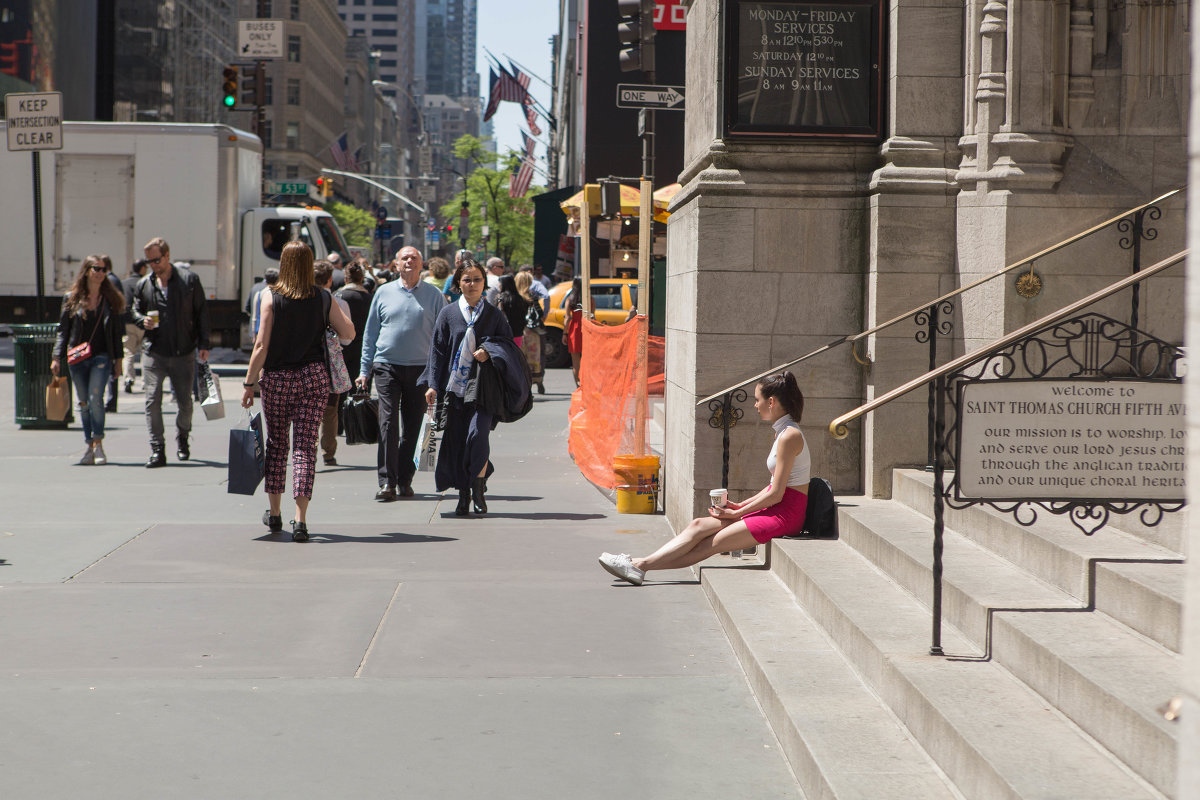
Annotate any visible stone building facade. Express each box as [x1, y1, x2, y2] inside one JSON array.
[[667, 0, 1190, 521]]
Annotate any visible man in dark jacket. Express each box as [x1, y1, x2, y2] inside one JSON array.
[[130, 237, 211, 468], [120, 258, 148, 394]]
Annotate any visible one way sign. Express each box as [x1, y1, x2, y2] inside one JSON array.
[[616, 84, 685, 111]]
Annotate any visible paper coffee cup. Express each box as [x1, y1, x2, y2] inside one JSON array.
[[146, 310, 159, 327], [710, 488, 728, 508]]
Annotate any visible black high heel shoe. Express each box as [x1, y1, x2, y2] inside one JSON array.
[[456, 489, 471, 517], [471, 477, 487, 514], [291, 520, 309, 542]]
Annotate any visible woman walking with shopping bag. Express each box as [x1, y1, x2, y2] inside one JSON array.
[[241, 242, 354, 541], [52, 254, 126, 465]]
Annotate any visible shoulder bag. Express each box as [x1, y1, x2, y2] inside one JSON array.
[[67, 308, 103, 365]]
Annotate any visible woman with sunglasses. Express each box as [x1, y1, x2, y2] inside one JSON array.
[[422, 257, 514, 516], [52, 254, 126, 465]]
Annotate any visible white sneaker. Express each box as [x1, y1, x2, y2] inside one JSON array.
[[93, 441, 107, 465], [599, 552, 645, 586], [77, 447, 95, 466]]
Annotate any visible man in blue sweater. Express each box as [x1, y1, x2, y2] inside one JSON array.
[[356, 246, 447, 500]]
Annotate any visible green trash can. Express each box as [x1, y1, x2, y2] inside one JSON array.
[[12, 323, 73, 428]]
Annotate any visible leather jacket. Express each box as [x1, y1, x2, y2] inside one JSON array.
[[53, 295, 124, 367], [130, 265, 211, 356]]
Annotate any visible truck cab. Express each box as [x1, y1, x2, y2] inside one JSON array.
[[237, 206, 351, 347]]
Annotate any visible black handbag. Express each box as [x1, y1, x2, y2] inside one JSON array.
[[343, 391, 380, 445], [227, 412, 265, 495]]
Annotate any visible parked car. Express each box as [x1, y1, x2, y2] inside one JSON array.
[[542, 278, 638, 368]]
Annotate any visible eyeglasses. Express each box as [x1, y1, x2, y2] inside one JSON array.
[[145, 255, 165, 265], [89, 265, 109, 273]]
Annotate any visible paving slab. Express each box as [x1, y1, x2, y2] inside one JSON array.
[[0, 677, 801, 800]]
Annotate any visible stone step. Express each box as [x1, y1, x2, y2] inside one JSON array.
[[700, 564, 961, 800], [837, 500, 1180, 796], [892, 469, 1184, 651], [761, 537, 1161, 800]]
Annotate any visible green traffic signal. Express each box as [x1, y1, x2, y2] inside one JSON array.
[[221, 66, 238, 109]]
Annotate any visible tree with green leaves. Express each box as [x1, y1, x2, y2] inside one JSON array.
[[327, 201, 377, 248], [438, 135, 539, 266]]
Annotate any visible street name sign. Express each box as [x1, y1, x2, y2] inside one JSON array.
[[271, 181, 309, 195], [238, 20, 284, 59], [616, 84, 685, 110], [5, 92, 63, 151]]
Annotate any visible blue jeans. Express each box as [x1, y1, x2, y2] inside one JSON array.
[[68, 353, 112, 443]]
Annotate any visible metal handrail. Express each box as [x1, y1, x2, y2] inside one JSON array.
[[827, 249, 1188, 439], [696, 187, 1184, 407]]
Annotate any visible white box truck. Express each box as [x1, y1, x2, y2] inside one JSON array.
[[0, 121, 351, 346]]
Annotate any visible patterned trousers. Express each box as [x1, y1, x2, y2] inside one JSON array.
[[260, 361, 330, 498]]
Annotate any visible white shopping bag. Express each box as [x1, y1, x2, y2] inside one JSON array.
[[199, 362, 226, 421], [414, 412, 438, 472]]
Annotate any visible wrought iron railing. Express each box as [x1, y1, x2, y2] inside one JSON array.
[[696, 188, 1183, 489], [829, 249, 1187, 655]]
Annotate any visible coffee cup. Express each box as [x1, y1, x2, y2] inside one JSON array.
[[710, 488, 728, 508], [146, 310, 159, 328]]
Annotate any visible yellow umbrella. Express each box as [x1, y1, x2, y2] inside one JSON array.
[[651, 182, 681, 223], [560, 184, 643, 218]]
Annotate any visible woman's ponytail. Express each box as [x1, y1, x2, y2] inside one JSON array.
[[758, 371, 804, 421]]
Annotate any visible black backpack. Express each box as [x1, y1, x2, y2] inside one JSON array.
[[784, 477, 838, 539]]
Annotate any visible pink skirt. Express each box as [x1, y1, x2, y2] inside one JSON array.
[[742, 487, 809, 544]]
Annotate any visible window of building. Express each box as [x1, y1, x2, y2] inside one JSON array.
[[286, 122, 299, 150], [287, 79, 300, 105], [373, 13, 397, 21], [286, 164, 299, 179], [288, 35, 301, 62], [380, 59, 396, 68], [263, 77, 274, 105], [264, 162, 275, 180], [290, 0, 300, 20], [261, 121, 273, 148], [353, 28, 365, 35], [353, 13, 365, 20], [374, 43, 397, 52], [256, 0, 272, 17], [372, 29, 396, 37]]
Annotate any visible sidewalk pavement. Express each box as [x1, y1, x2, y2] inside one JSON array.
[[0, 364, 801, 799]]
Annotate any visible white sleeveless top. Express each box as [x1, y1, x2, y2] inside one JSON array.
[[766, 414, 810, 489]]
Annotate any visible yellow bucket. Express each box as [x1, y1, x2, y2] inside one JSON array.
[[614, 454, 660, 514]]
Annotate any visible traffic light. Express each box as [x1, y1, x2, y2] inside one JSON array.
[[617, 0, 655, 74], [221, 66, 238, 108], [316, 176, 333, 198], [240, 62, 264, 107]]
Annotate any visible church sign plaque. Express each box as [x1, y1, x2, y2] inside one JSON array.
[[723, 0, 884, 139], [957, 379, 1186, 503]]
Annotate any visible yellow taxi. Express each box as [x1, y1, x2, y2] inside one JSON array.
[[542, 278, 638, 367]]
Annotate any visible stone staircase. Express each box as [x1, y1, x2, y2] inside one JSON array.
[[701, 468, 1185, 800]]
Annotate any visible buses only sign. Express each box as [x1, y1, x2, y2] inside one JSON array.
[[5, 92, 63, 151]]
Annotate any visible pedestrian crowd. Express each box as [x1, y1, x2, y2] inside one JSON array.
[[57, 236, 558, 543]]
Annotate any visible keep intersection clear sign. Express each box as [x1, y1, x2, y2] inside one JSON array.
[[957, 380, 1186, 502], [5, 91, 63, 151]]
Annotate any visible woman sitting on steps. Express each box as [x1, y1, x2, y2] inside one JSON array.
[[599, 371, 809, 586]]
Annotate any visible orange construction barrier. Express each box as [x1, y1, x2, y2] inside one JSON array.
[[568, 315, 665, 490]]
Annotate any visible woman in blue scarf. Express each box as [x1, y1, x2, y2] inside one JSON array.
[[421, 257, 514, 516]]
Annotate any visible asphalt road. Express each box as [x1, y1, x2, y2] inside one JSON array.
[[0, 359, 801, 799]]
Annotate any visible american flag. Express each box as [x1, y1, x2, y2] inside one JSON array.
[[484, 68, 502, 122], [507, 61, 543, 136], [509, 132, 536, 199], [329, 133, 352, 171], [496, 64, 528, 103]]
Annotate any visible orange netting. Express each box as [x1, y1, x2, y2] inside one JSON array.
[[568, 316, 665, 490]]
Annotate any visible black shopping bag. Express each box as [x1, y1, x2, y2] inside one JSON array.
[[228, 412, 265, 495], [343, 391, 379, 445]]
